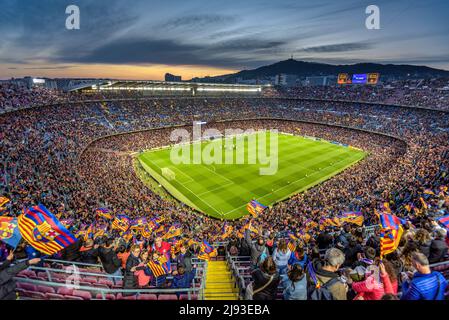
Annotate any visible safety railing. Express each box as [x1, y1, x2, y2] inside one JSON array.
[[25, 265, 206, 283], [14, 276, 205, 300]]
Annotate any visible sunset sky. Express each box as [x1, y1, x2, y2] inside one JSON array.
[[1, 0, 448, 80]]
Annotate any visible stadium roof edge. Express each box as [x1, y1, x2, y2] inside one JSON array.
[[68, 79, 269, 92]]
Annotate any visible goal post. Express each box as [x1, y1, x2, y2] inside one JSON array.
[[161, 167, 176, 181]]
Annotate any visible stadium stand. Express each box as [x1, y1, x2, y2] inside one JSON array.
[[0, 82, 448, 300]]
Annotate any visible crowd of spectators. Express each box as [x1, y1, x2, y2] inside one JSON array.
[[277, 78, 449, 111], [0, 84, 448, 300]]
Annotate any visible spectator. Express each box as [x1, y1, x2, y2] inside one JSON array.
[[282, 264, 307, 300], [379, 260, 398, 296], [134, 250, 151, 288], [98, 238, 122, 284], [272, 239, 291, 275], [288, 246, 308, 269], [250, 257, 280, 300], [244, 229, 268, 268], [307, 248, 348, 300], [428, 228, 448, 264], [79, 239, 99, 265], [0, 251, 41, 300], [348, 264, 385, 300], [123, 245, 141, 294], [401, 252, 448, 300]]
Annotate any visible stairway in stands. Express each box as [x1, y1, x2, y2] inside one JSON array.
[[204, 261, 239, 300]]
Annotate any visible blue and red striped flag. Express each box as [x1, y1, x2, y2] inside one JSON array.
[[18, 205, 77, 255], [436, 215, 449, 230], [198, 240, 218, 261], [379, 213, 405, 258]]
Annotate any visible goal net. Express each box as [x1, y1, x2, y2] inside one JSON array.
[[161, 167, 176, 181]]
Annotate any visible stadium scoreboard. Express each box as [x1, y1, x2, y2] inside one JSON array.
[[337, 73, 379, 85]]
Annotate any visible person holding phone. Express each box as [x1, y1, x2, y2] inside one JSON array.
[[0, 250, 41, 300], [401, 252, 447, 300]]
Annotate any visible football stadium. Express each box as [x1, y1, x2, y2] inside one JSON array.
[[0, 0, 449, 310]]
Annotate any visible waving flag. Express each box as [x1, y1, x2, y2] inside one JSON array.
[[379, 214, 405, 258], [170, 239, 184, 256], [0, 197, 9, 215], [221, 223, 234, 240], [419, 197, 428, 211], [140, 224, 152, 238], [147, 255, 171, 277], [246, 199, 267, 217], [18, 205, 77, 255], [147, 218, 158, 230], [380, 227, 403, 258], [0, 196, 9, 207], [112, 214, 130, 232], [83, 224, 94, 241], [382, 202, 392, 214], [0, 217, 22, 248], [198, 240, 218, 261], [0, 196, 9, 208], [339, 211, 364, 226], [287, 239, 296, 252], [162, 224, 182, 240], [243, 220, 259, 235], [96, 208, 113, 220], [436, 215, 449, 230], [130, 217, 148, 231]]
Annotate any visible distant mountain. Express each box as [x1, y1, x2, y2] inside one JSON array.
[[190, 59, 449, 82]]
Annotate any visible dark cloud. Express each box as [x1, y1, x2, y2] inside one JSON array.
[[161, 14, 237, 29], [54, 37, 284, 68], [23, 66, 74, 70], [212, 39, 287, 51], [298, 42, 373, 53]]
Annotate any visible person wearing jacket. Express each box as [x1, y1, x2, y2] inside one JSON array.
[[171, 265, 196, 297], [134, 250, 151, 288], [428, 228, 448, 263], [288, 246, 308, 269], [379, 260, 398, 296], [60, 240, 81, 262], [123, 245, 141, 294], [244, 229, 268, 268], [0, 251, 41, 300], [251, 257, 280, 300], [173, 246, 193, 273], [98, 238, 122, 284], [79, 239, 99, 265], [282, 264, 307, 300], [347, 264, 385, 300], [307, 248, 348, 300], [272, 239, 291, 275], [401, 252, 447, 300]]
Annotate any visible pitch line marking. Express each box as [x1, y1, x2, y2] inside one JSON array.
[[144, 157, 224, 216], [221, 153, 362, 217]]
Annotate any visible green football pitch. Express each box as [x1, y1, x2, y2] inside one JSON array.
[[137, 132, 366, 220]]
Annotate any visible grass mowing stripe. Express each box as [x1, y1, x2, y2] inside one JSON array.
[[137, 132, 367, 220]]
